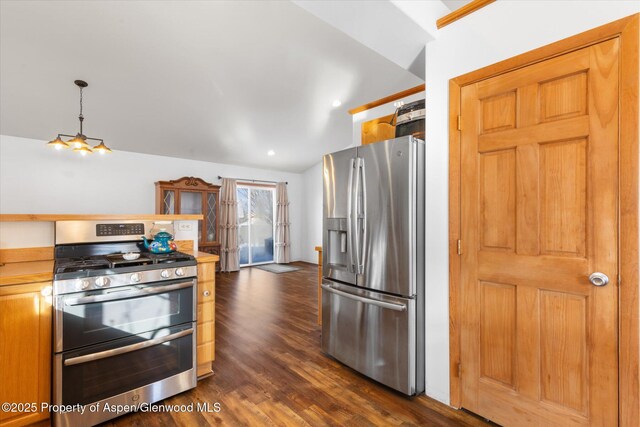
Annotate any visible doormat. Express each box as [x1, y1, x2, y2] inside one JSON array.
[[254, 264, 301, 274]]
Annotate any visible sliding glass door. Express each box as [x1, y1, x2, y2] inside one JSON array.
[[237, 185, 275, 266]]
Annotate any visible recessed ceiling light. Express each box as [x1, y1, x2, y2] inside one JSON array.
[[332, 99, 342, 107], [267, 150, 275, 156]]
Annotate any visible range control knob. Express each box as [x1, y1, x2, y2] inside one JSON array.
[[95, 277, 110, 288], [160, 269, 171, 278], [76, 279, 90, 291], [175, 268, 185, 277], [130, 273, 141, 283]]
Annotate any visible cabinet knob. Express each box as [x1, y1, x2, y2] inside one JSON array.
[[203, 290, 211, 297]]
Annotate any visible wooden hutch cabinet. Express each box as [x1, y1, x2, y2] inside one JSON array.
[[155, 177, 221, 259]]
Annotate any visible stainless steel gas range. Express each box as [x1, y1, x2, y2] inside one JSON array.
[[52, 220, 197, 427]]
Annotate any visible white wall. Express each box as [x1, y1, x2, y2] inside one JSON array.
[[0, 135, 304, 260], [422, 1, 640, 405], [300, 161, 323, 263]]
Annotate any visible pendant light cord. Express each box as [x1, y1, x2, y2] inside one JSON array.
[[79, 85, 84, 134]]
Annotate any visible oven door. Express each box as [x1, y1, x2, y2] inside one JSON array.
[[55, 278, 196, 352], [55, 322, 195, 406]]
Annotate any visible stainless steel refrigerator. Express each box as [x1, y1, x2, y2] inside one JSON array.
[[321, 135, 425, 396]]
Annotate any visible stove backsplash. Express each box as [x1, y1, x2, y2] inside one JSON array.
[[54, 241, 145, 258]]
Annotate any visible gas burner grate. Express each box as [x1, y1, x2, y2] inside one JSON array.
[[148, 252, 194, 264], [55, 257, 110, 274], [105, 253, 153, 268]]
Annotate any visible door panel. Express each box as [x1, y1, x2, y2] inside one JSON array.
[[479, 149, 516, 252], [357, 137, 416, 296], [539, 291, 588, 414], [479, 281, 516, 388], [460, 39, 619, 426]]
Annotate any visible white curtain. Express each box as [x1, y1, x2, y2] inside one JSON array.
[[219, 178, 240, 272], [274, 182, 291, 264]]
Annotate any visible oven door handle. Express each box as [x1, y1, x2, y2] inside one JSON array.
[[64, 281, 194, 306], [64, 328, 193, 366]]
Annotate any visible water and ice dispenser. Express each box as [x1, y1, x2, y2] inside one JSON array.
[[325, 218, 349, 269]]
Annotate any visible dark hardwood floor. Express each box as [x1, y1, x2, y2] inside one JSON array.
[[104, 262, 490, 426]]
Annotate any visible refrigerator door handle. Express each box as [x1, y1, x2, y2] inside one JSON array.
[[347, 158, 356, 273], [321, 283, 407, 312], [352, 157, 361, 274], [357, 158, 367, 274], [350, 157, 362, 274]]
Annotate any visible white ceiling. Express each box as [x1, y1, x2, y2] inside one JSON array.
[[0, 1, 424, 173], [441, 0, 475, 12], [293, 0, 431, 79]]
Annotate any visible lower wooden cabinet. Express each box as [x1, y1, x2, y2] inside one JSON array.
[[0, 282, 52, 427], [196, 260, 216, 379]]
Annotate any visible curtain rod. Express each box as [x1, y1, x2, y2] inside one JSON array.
[[217, 176, 288, 185]]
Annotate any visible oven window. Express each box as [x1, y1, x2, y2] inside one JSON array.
[[61, 280, 194, 351], [61, 325, 194, 405]]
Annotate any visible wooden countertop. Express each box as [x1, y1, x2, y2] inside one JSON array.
[[0, 214, 203, 222], [186, 251, 220, 263], [0, 260, 54, 286]]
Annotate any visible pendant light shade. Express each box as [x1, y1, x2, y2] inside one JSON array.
[[73, 146, 93, 156], [68, 133, 90, 149], [46, 80, 112, 156], [93, 141, 112, 154], [46, 136, 69, 150]]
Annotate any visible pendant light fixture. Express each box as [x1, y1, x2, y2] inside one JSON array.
[[46, 80, 112, 155]]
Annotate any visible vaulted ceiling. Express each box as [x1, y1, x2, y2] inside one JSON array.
[[0, 1, 454, 172]]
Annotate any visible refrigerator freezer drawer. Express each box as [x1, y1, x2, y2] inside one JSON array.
[[321, 281, 417, 395]]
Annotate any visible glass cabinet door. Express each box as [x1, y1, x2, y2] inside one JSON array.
[[162, 190, 175, 214], [206, 192, 218, 243]]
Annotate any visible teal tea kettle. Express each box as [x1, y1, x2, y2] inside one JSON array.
[[142, 228, 177, 254]]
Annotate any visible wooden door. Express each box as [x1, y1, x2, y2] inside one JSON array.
[[460, 39, 619, 426]]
